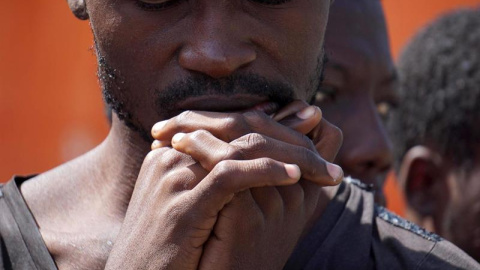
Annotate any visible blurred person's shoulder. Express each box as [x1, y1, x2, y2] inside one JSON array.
[[0, 176, 57, 270], [374, 204, 479, 269], [350, 178, 479, 270], [286, 178, 480, 270]]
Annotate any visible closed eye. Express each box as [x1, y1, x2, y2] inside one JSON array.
[[248, 0, 293, 5], [135, 0, 186, 11]]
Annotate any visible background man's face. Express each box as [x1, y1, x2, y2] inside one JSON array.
[[85, 0, 330, 139], [315, 0, 397, 204], [440, 160, 480, 261]]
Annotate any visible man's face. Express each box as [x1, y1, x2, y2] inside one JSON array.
[[442, 162, 480, 262], [86, 0, 330, 139], [313, 0, 397, 203]]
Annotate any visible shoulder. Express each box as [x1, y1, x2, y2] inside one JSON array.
[[0, 177, 36, 269], [421, 240, 480, 269], [372, 206, 479, 270], [0, 176, 58, 270], [375, 206, 442, 242]]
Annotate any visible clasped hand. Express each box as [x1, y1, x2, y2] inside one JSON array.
[[105, 101, 343, 270]]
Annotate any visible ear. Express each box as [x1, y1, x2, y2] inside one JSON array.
[[398, 146, 447, 232], [67, 0, 89, 20]]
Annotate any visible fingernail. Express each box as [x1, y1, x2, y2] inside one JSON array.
[[285, 164, 301, 180], [171, 133, 186, 144], [326, 163, 343, 182], [151, 120, 167, 137], [151, 140, 161, 149], [296, 106, 316, 120]]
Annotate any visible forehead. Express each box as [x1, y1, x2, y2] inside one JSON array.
[[325, 0, 391, 67]]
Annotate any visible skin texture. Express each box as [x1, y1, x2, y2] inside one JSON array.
[[91, 0, 328, 138], [399, 145, 480, 262], [19, 0, 346, 269], [392, 9, 480, 262], [315, 0, 398, 204]]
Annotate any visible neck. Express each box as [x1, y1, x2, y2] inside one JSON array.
[[94, 114, 152, 217]]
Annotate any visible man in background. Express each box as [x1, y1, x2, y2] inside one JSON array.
[[316, 0, 398, 205], [391, 8, 480, 262]]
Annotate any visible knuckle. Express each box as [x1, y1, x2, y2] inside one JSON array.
[[175, 110, 194, 126], [213, 160, 235, 178], [210, 160, 237, 192], [243, 110, 268, 129], [234, 133, 268, 154], [161, 150, 185, 171], [221, 113, 250, 141], [254, 157, 276, 172], [161, 172, 188, 193], [222, 146, 245, 161], [245, 132, 267, 145], [164, 199, 191, 224], [144, 148, 168, 166], [222, 113, 245, 131], [190, 129, 210, 142]]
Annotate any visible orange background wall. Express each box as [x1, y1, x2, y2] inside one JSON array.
[[1, 1, 479, 213]]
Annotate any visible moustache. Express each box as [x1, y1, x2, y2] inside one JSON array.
[[154, 73, 295, 113]]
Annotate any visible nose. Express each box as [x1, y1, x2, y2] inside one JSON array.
[[178, 12, 257, 79], [337, 99, 393, 186]]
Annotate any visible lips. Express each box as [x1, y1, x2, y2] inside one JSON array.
[[177, 94, 280, 115]]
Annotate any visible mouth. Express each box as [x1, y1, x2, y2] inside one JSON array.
[[177, 94, 281, 115]]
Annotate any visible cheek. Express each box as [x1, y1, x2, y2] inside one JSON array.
[[442, 177, 480, 238], [88, 1, 185, 79], [250, 1, 330, 89], [287, 9, 329, 87]]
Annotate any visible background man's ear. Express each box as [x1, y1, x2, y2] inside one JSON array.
[[67, 0, 89, 20], [398, 146, 447, 232]]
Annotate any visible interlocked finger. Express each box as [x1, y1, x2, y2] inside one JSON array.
[[170, 130, 343, 186], [190, 158, 302, 217], [151, 109, 321, 153]]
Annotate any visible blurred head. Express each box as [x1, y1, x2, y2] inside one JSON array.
[[313, 0, 397, 204], [66, 0, 332, 141], [391, 8, 480, 261]]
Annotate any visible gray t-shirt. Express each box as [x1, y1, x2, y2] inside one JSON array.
[[1, 176, 478, 270]]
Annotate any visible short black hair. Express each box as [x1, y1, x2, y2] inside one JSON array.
[[389, 8, 480, 171]]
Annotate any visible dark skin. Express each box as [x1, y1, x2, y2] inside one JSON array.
[[20, 0, 344, 269], [399, 145, 480, 262], [316, 0, 398, 204]]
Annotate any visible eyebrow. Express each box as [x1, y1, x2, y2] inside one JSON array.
[[324, 62, 349, 81], [327, 62, 348, 74]]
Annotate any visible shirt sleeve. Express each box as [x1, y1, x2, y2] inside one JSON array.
[[418, 240, 480, 270]]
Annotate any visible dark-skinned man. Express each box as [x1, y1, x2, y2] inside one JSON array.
[[315, 0, 397, 205], [0, 0, 477, 269], [391, 8, 480, 262]]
